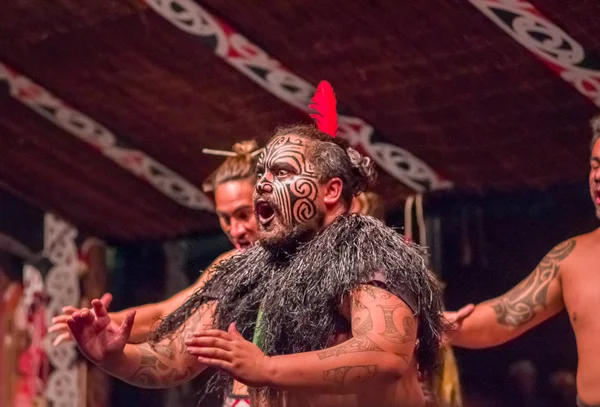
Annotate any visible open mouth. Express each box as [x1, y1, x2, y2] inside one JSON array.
[[235, 240, 251, 250], [595, 189, 600, 204], [256, 199, 276, 225]]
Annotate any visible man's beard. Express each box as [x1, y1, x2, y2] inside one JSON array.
[[258, 208, 325, 252]]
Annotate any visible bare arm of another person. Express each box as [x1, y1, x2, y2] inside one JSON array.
[[449, 239, 575, 348], [111, 269, 213, 343], [50, 250, 235, 345], [187, 284, 417, 394], [68, 298, 215, 388]]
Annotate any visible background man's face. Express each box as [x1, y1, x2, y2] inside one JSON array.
[[215, 178, 257, 250], [254, 135, 325, 249]]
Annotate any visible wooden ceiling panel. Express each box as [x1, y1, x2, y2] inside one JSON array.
[[0, 95, 217, 240], [0, 0, 598, 239]]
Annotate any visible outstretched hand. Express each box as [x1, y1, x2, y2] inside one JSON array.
[[67, 298, 136, 364], [48, 293, 113, 346], [442, 303, 475, 344], [185, 322, 272, 387]]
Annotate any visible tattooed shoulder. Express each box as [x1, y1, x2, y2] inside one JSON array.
[[490, 239, 575, 326], [377, 305, 415, 344], [358, 284, 392, 300]]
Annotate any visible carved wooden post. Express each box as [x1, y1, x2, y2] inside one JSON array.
[[80, 237, 110, 407], [42, 213, 82, 406]]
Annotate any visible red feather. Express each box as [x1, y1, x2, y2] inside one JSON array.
[[309, 81, 338, 137]]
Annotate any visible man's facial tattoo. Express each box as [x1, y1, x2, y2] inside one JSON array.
[[256, 136, 319, 226]]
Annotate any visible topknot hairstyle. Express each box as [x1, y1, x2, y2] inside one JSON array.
[[202, 140, 261, 193]]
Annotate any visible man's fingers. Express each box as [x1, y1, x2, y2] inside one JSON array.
[[443, 311, 457, 324], [456, 304, 475, 321], [100, 293, 113, 310], [61, 306, 79, 315], [185, 337, 233, 351], [67, 311, 93, 341], [91, 299, 109, 318], [48, 322, 69, 334], [193, 329, 232, 340], [118, 310, 136, 339], [197, 356, 232, 371], [228, 322, 244, 340], [53, 332, 73, 346], [187, 347, 233, 362], [77, 308, 95, 324], [50, 314, 70, 325]]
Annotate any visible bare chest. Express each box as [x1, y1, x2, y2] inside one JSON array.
[[562, 256, 600, 330]]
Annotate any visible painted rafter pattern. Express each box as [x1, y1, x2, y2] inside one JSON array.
[[470, 0, 600, 108], [0, 63, 214, 211], [145, 0, 452, 192]]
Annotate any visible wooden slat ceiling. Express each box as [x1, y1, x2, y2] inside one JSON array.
[[0, 0, 598, 241]]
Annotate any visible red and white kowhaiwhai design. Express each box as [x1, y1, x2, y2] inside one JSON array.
[[0, 63, 214, 211], [470, 0, 600, 107], [223, 396, 251, 407], [145, 0, 451, 192]]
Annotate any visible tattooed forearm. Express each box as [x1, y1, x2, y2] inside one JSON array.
[[323, 365, 378, 385], [489, 239, 575, 326], [377, 305, 414, 344], [127, 302, 210, 388], [316, 336, 383, 360], [133, 335, 197, 387]]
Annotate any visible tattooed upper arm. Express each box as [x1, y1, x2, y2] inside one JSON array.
[[487, 239, 574, 327], [348, 284, 417, 364]]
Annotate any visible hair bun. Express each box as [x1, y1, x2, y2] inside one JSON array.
[[232, 140, 259, 156], [346, 147, 377, 194]]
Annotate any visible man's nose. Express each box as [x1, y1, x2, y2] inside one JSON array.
[[256, 175, 273, 193], [230, 219, 245, 238]]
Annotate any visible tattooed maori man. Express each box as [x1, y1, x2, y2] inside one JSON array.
[[446, 115, 600, 407], [66, 125, 444, 407]]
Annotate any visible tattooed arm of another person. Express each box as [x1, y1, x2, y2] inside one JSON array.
[[447, 240, 575, 348], [50, 250, 234, 345], [67, 298, 214, 388], [186, 284, 417, 394]]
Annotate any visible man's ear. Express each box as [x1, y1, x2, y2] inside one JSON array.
[[323, 177, 344, 206]]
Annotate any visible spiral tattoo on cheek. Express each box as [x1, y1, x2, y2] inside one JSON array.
[[259, 136, 320, 225], [288, 176, 318, 223]]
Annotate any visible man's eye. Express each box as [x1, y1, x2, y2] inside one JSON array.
[[277, 169, 289, 177]]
